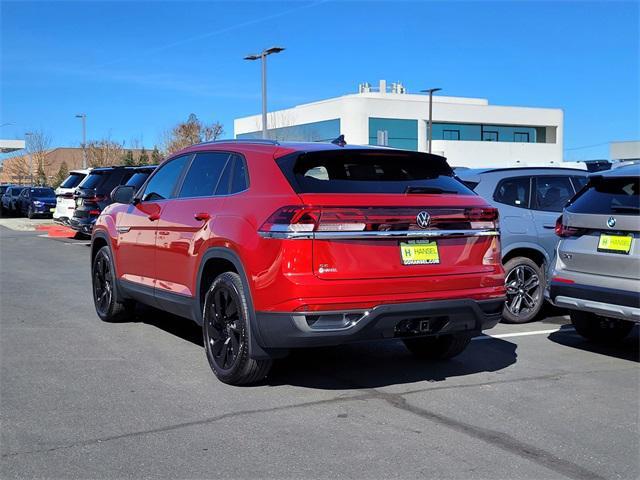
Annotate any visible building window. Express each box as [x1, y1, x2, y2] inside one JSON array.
[[368, 118, 418, 151], [443, 129, 460, 140], [482, 130, 498, 142], [514, 132, 530, 143], [376, 130, 389, 146], [236, 119, 340, 142]]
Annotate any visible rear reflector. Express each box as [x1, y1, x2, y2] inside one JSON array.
[[552, 277, 575, 284]]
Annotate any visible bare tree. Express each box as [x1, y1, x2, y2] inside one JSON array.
[[3, 153, 31, 184], [26, 130, 52, 185], [86, 139, 125, 167], [163, 114, 224, 155]]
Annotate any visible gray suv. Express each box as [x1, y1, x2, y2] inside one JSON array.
[[457, 167, 588, 323], [549, 164, 639, 341]]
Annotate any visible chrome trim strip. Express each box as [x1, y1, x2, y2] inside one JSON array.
[[259, 229, 499, 240]]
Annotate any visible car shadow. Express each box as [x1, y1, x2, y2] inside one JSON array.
[[130, 306, 518, 389], [267, 337, 518, 389], [134, 305, 204, 347], [547, 324, 639, 363]]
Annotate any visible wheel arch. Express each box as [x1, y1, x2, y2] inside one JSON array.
[[196, 247, 275, 360], [502, 243, 549, 269]]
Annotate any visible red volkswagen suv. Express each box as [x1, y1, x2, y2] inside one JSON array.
[[91, 140, 505, 385]]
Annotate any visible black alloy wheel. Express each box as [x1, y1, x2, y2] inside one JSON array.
[[203, 272, 272, 385], [206, 285, 242, 371], [93, 251, 113, 317]]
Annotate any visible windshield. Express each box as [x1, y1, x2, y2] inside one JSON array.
[[277, 149, 472, 195], [60, 173, 86, 189], [30, 188, 55, 198]]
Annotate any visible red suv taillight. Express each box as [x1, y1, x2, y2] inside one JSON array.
[[555, 215, 584, 237], [260, 206, 500, 235]]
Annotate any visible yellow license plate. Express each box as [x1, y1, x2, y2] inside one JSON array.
[[598, 234, 632, 254], [49, 208, 55, 212], [400, 241, 440, 265]]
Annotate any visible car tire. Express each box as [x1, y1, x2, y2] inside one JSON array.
[[570, 310, 633, 343], [92, 246, 135, 322], [502, 256, 544, 324], [403, 333, 471, 360], [202, 272, 272, 385]]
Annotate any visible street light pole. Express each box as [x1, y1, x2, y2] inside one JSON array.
[[420, 88, 442, 153], [25, 132, 33, 185], [75, 113, 87, 168], [244, 47, 285, 139]]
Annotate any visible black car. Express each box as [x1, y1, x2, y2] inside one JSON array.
[[17, 187, 57, 218], [1, 186, 27, 216], [123, 165, 156, 193], [69, 166, 138, 234]]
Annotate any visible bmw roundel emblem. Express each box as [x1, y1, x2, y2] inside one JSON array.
[[417, 211, 430, 229], [607, 216, 616, 229]]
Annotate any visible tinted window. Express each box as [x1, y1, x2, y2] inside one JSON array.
[[30, 188, 55, 197], [277, 150, 471, 195], [142, 155, 189, 201], [178, 152, 230, 198], [533, 176, 574, 212], [571, 175, 588, 191], [567, 176, 639, 215], [494, 177, 530, 208], [230, 156, 248, 193], [125, 172, 151, 191], [81, 172, 109, 190], [60, 173, 86, 189]]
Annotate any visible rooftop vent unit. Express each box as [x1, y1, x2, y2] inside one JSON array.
[[358, 82, 372, 93]]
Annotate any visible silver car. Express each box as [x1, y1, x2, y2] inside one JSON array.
[[548, 164, 639, 341], [457, 167, 589, 323]]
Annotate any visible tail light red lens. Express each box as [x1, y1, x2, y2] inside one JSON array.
[[260, 206, 500, 235], [555, 215, 584, 237]]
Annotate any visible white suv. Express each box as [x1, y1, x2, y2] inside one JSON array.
[[53, 169, 90, 224]]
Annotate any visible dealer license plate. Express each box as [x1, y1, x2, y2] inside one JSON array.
[[49, 208, 55, 213], [400, 240, 440, 265], [598, 234, 632, 254]]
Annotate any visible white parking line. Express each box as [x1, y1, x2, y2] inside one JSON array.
[[474, 326, 574, 341]]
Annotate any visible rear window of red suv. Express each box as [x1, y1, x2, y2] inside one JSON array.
[[276, 149, 473, 195]]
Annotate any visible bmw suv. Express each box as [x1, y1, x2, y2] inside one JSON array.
[[549, 164, 639, 341], [91, 140, 505, 385]]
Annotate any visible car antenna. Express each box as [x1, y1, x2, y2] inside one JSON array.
[[331, 135, 347, 147]]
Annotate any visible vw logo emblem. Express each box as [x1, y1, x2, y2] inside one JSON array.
[[416, 211, 430, 229], [607, 216, 616, 229]]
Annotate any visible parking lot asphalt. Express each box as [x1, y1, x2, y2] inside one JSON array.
[[1, 225, 638, 480]]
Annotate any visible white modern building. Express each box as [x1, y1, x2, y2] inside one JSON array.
[[234, 80, 563, 168]]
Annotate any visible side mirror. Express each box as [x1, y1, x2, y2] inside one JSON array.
[[111, 185, 137, 204]]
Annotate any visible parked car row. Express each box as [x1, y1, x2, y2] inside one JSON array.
[[1, 185, 57, 218], [49, 165, 156, 235]]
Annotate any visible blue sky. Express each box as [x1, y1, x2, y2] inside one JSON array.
[[1, 0, 638, 161]]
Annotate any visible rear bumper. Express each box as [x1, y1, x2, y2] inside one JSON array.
[[253, 298, 504, 349], [549, 281, 640, 323]]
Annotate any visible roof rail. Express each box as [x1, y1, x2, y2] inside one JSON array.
[[198, 138, 280, 146]]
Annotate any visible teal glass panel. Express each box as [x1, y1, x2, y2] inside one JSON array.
[[236, 119, 340, 142], [368, 118, 418, 151], [431, 123, 540, 143]]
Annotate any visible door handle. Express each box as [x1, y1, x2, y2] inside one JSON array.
[[148, 213, 160, 221], [194, 212, 211, 221]]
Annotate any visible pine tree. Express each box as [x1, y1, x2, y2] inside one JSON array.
[[122, 150, 135, 166], [151, 146, 163, 165], [138, 147, 149, 166], [53, 161, 69, 188]]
